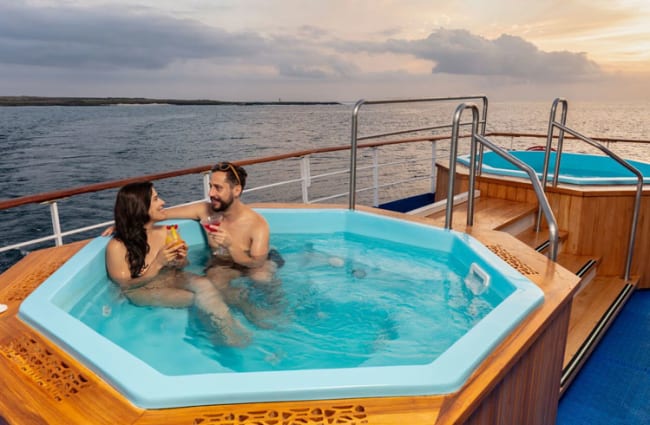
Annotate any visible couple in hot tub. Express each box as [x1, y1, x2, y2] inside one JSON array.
[[105, 162, 283, 347]]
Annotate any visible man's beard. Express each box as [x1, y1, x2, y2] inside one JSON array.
[[211, 195, 233, 213]]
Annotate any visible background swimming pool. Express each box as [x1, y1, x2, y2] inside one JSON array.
[[457, 151, 650, 185]]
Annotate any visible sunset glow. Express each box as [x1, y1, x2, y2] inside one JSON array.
[[1, 0, 648, 100]]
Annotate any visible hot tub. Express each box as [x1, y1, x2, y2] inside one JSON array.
[[457, 151, 650, 185], [18, 208, 544, 409]]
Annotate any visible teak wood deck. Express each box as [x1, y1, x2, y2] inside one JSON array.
[[0, 204, 580, 425]]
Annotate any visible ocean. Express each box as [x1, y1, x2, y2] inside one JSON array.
[[1, 100, 649, 272]]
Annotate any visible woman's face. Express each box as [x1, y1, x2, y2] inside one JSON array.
[[148, 187, 166, 222]]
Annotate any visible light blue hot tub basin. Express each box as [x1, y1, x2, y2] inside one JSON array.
[[19, 208, 544, 408]]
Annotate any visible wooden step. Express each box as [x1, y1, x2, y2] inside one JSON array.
[[556, 253, 600, 288], [560, 275, 638, 394], [425, 197, 537, 231], [514, 227, 569, 253]]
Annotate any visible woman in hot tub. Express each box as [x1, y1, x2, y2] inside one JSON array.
[[105, 181, 249, 346]]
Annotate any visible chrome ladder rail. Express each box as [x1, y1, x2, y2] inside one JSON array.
[[446, 103, 559, 261], [541, 98, 643, 282]]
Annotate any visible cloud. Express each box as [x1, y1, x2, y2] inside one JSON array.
[[0, 2, 266, 70], [379, 28, 602, 81], [276, 61, 356, 79], [0, 2, 605, 87], [267, 35, 359, 79], [0, 2, 358, 81]]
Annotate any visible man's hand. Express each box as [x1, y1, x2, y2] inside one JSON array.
[[207, 228, 230, 251], [101, 225, 115, 237]]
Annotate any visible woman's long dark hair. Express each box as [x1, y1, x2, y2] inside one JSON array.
[[113, 181, 153, 278]]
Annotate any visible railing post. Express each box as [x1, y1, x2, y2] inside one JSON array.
[[372, 147, 379, 206], [349, 100, 364, 210], [537, 98, 568, 232], [49, 201, 63, 246], [202, 172, 210, 200], [446, 103, 480, 229], [300, 155, 312, 203], [430, 141, 437, 194]]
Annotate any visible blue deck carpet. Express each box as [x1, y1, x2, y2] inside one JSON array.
[[557, 289, 650, 425]]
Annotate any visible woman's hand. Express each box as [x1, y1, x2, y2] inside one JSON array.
[[155, 241, 187, 268], [172, 242, 189, 268]]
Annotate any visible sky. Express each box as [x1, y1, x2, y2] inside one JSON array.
[[1, 0, 649, 102]]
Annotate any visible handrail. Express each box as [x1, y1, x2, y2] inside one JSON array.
[[543, 99, 644, 281], [0, 137, 446, 257], [2, 126, 646, 265], [0, 137, 446, 212], [544, 98, 570, 188], [447, 103, 559, 261], [349, 95, 489, 209], [534, 98, 568, 232], [487, 131, 650, 146], [4, 130, 649, 213], [446, 105, 480, 226]]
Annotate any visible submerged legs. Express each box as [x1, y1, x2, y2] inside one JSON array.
[[186, 276, 251, 347], [206, 264, 281, 329], [122, 271, 251, 347]]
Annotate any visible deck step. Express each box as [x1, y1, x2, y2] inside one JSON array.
[[424, 196, 537, 231], [514, 227, 569, 254], [556, 253, 600, 292], [561, 275, 638, 395]]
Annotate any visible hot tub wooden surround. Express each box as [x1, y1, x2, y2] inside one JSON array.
[[436, 164, 649, 288], [0, 204, 580, 425], [434, 164, 646, 394]]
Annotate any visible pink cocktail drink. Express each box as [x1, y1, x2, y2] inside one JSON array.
[[200, 214, 226, 255], [200, 214, 223, 233]]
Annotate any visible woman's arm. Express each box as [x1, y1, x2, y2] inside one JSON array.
[[105, 238, 179, 289]]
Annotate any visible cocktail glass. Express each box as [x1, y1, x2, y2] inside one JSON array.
[[200, 214, 223, 233], [200, 214, 226, 255]]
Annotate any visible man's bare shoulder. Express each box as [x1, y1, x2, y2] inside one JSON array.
[[246, 206, 269, 227]]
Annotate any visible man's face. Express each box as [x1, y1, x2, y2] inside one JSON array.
[[208, 171, 235, 212]]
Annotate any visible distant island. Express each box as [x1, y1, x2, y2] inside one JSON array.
[[0, 96, 340, 107]]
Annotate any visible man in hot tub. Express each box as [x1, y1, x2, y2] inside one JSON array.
[[164, 161, 283, 285]]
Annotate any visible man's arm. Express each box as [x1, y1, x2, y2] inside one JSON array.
[[100, 201, 210, 236], [163, 202, 210, 221]]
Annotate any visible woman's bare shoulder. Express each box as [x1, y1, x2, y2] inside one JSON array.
[[105, 237, 126, 259], [106, 237, 123, 250]]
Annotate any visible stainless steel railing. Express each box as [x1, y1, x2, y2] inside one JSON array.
[[349, 95, 489, 209], [0, 138, 443, 256], [541, 98, 643, 281], [2, 95, 649, 268], [446, 102, 559, 261]]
